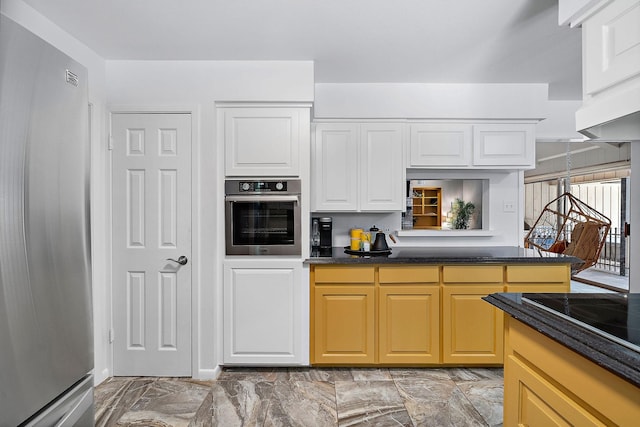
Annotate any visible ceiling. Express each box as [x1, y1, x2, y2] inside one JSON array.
[[23, 0, 582, 100]]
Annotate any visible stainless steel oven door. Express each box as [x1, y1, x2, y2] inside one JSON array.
[[225, 194, 301, 255]]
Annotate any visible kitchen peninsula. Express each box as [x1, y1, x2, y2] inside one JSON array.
[[305, 246, 580, 366], [484, 292, 640, 425]]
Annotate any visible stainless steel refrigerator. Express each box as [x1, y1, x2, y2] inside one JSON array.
[[0, 15, 94, 426]]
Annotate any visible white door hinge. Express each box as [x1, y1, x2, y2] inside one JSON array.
[[108, 135, 113, 151], [108, 329, 114, 343]]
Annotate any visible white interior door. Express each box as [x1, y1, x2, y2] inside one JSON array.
[[111, 113, 192, 376]]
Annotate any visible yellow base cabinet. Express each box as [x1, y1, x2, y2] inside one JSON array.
[[442, 287, 504, 364], [378, 266, 440, 364], [505, 264, 570, 293], [311, 266, 375, 364], [507, 357, 607, 426], [504, 317, 640, 426], [310, 263, 571, 366], [313, 286, 375, 364], [442, 265, 504, 364]]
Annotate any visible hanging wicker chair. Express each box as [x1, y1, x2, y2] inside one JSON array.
[[524, 192, 611, 273]]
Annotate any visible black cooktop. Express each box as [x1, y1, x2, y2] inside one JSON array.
[[522, 293, 640, 352]]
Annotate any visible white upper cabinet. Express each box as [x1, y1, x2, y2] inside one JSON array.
[[359, 123, 404, 211], [566, 0, 640, 138], [472, 123, 536, 168], [583, 0, 640, 96], [222, 105, 310, 176], [407, 122, 536, 169], [409, 124, 472, 167], [312, 123, 404, 212], [312, 123, 358, 211]]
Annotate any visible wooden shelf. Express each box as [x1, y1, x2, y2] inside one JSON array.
[[412, 187, 442, 229]]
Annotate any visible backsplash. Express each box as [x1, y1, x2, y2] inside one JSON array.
[[310, 212, 401, 248]]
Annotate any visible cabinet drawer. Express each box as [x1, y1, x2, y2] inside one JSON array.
[[443, 266, 503, 283], [506, 265, 568, 283], [379, 266, 439, 284], [314, 266, 375, 283], [506, 284, 570, 293]]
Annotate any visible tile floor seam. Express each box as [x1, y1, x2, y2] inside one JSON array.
[[332, 380, 340, 426], [96, 379, 140, 426], [392, 378, 417, 427], [453, 381, 491, 427]]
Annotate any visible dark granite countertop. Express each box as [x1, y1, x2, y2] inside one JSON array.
[[305, 246, 582, 266], [484, 292, 640, 387]]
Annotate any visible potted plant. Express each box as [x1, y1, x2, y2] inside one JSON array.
[[451, 198, 475, 229]]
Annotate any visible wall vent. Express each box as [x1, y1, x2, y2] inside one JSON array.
[[65, 69, 79, 87]]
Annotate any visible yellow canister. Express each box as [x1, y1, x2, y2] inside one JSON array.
[[350, 228, 363, 250]]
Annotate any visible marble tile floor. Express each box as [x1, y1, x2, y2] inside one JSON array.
[[94, 367, 503, 427]]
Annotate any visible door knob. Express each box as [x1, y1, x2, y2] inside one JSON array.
[[166, 256, 188, 265]]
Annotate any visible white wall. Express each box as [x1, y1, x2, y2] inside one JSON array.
[[1, 0, 111, 385], [105, 60, 314, 378], [314, 83, 549, 119], [536, 100, 584, 141]]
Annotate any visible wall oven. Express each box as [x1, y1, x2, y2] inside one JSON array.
[[225, 179, 301, 255]]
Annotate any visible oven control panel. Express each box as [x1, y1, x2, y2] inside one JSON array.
[[238, 180, 287, 192], [225, 179, 301, 195]]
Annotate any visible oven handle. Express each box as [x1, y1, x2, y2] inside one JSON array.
[[225, 195, 300, 203]]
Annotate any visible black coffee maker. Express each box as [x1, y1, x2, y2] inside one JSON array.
[[318, 217, 333, 253]]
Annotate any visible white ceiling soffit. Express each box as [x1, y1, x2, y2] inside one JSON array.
[[22, 0, 583, 99]]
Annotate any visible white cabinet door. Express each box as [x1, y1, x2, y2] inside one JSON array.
[[359, 123, 404, 211], [409, 124, 472, 167], [312, 123, 358, 211], [313, 123, 404, 212], [576, 0, 640, 136], [473, 124, 535, 168], [223, 107, 309, 176], [583, 0, 640, 96], [223, 260, 306, 365]]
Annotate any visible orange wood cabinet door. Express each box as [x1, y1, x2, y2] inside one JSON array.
[[442, 264, 504, 365], [378, 285, 440, 364], [442, 265, 504, 364], [377, 265, 440, 364], [442, 285, 504, 364], [313, 285, 375, 364], [311, 266, 375, 365]]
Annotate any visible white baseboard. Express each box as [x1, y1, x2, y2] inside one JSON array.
[[94, 368, 110, 386], [195, 366, 222, 380]]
